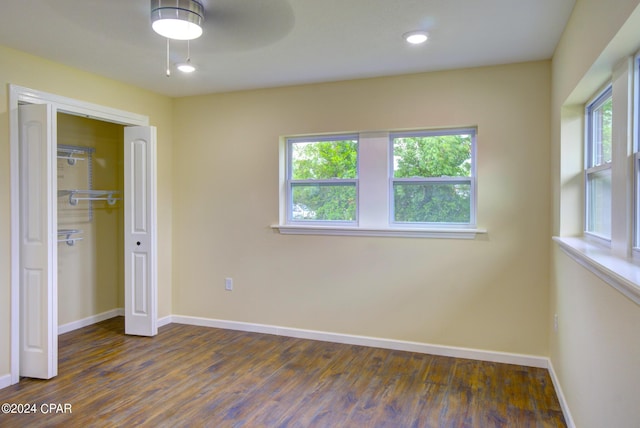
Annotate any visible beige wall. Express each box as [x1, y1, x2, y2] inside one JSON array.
[[551, 1, 640, 427], [2, 3, 639, 424], [0, 45, 174, 379], [172, 61, 551, 356]]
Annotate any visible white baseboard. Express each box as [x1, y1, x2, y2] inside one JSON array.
[[547, 359, 576, 428], [58, 308, 124, 335], [170, 314, 548, 369], [0, 373, 12, 389], [157, 315, 172, 328], [57, 310, 172, 335]]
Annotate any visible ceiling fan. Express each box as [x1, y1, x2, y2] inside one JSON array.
[[148, 0, 294, 76], [150, 0, 204, 75]]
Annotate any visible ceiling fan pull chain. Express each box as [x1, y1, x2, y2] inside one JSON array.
[[166, 38, 171, 77]]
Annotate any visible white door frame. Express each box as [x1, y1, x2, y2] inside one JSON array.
[[9, 85, 150, 385]]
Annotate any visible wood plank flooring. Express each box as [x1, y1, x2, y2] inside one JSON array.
[[0, 317, 566, 427]]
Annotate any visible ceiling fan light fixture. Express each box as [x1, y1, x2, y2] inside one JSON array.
[[403, 31, 428, 45], [177, 61, 196, 73], [151, 0, 204, 41]]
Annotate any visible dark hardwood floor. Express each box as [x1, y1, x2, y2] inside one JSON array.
[[0, 317, 566, 427]]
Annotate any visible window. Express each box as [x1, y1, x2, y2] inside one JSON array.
[[281, 127, 479, 237], [391, 130, 475, 225], [635, 53, 640, 250], [555, 54, 640, 305], [553, 53, 640, 305], [286, 135, 358, 224], [585, 86, 613, 240]]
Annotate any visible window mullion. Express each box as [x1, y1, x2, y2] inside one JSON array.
[[290, 179, 357, 185], [392, 177, 472, 183], [358, 132, 389, 228], [585, 163, 612, 175]]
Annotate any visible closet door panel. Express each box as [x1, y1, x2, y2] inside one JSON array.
[[18, 103, 57, 379], [124, 126, 157, 336], [132, 253, 148, 314]]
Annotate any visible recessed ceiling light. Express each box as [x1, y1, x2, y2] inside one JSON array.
[[404, 31, 428, 45]]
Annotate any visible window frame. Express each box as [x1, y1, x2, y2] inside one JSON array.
[[555, 53, 640, 306], [584, 85, 613, 243], [634, 52, 640, 252], [388, 128, 477, 228], [277, 127, 485, 239], [285, 134, 359, 226]]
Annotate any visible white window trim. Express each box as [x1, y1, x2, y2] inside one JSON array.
[[276, 128, 485, 239], [554, 236, 640, 306], [271, 224, 487, 239], [554, 56, 639, 306]]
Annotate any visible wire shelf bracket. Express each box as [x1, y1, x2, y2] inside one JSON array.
[[57, 229, 83, 246]]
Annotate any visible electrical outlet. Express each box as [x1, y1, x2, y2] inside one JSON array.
[[553, 313, 558, 333], [225, 277, 233, 291]]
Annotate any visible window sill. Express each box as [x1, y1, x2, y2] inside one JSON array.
[[553, 236, 640, 306], [271, 224, 487, 239]]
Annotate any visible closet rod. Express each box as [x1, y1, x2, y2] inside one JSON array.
[[58, 189, 120, 206], [69, 197, 120, 205]]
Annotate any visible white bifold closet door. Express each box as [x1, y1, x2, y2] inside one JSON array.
[[124, 126, 158, 337], [19, 103, 57, 379]]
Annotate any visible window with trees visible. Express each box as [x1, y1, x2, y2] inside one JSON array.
[[585, 86, 613, 240], [285, 128, 477, 229], [287, 135, 358, 223], [391, 130, 475, 224]]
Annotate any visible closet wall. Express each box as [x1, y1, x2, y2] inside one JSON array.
[[57, 113, 124, 327]]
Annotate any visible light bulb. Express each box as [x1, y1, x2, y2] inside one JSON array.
[[152, 19, 202, 41], [404, 31, 428, 45], [177, 61, 196, 73]]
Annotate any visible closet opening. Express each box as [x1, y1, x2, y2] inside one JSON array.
[[57, 114, 125, 333]]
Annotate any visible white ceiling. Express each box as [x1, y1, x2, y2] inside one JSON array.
[[0, 0, 575, 98]]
